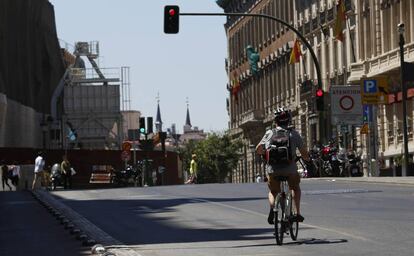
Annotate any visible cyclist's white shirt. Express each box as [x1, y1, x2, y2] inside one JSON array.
[[258, 126, 304, 174]]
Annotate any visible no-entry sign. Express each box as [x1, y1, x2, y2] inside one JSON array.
[[330, 85, 362, 125]]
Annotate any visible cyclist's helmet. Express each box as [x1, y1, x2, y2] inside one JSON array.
[[274, 107, 291, 126]]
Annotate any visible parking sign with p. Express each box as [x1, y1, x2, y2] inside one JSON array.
[[363, 80, 378, 94]]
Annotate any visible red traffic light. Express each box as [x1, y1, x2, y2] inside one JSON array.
[[316, 88, 324, 97], [164, 5, 179, 34]]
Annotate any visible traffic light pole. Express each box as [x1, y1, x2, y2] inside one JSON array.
[[399, 24, 409, 176], [180, 12, 326, 143]]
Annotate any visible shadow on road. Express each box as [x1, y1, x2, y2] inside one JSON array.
[[284, 237, 348, 246], [48, 192, 299, 245]]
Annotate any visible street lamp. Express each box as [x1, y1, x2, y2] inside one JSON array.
[[398, 23, 410, 176]]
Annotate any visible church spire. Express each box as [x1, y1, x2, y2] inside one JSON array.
[[184, 98, 192, 132], [155, 93, 163, 132], [185, 98, 191, 127]]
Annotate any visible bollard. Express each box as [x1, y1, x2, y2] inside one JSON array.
[[82, 239, 97, 247], [77, 233, 87, 241], [71, 228, 81, 235], [65, 223, 75, 230], [91, 244, 106, 254]]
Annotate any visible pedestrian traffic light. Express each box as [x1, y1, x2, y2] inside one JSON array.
[[139, 117, 146, 134], [164, 5, 179, 34], [316, 88, 325, 111]]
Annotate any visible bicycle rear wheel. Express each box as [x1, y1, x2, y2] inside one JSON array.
[[274, 194, 285, 245], [288, 193, 299, 240]]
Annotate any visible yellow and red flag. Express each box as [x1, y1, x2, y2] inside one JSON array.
[[334, 0, 346, 42], [289, 39, 302, 64], [232, 71, 241, 103]]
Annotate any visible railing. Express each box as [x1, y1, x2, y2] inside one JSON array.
[[69, 67, 121, 83]]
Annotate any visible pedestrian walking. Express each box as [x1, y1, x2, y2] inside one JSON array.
[[1, 160, 12, 191], [61, 155, 72, 189], [32, 151, 45, 190], [10, 161, 21, 189], [185, 154, 198, 184]]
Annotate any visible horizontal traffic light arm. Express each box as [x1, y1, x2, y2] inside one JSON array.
[[179, 12, 322, 91]]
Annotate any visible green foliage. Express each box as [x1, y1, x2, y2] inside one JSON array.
[[179, 132, 242, 183]]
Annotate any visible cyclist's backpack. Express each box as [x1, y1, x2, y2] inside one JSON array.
[[265, 128, 293, 167]]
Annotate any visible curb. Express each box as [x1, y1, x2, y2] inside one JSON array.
[[29, 189, 142, 256], [306, 177, 414, 186]]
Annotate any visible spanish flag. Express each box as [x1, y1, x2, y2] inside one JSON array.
[[334, 0, 346, 42], [289, 39, 302, 64], [232, 71, 241, 103]]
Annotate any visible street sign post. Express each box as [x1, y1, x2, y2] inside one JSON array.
[[121, 150, 131, 162], [361, 77, 389, 104], [122, 141, 132, 151], [331, 85, 362, 125]]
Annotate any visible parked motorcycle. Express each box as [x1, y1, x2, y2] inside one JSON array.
[[113, 164, 141, 186], [320, 144, 334, 176], [309, 145, 322, 177]]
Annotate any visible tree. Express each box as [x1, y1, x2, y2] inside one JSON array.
[[179, 132, 242, 183]]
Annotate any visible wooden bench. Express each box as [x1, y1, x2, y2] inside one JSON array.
[[89, 172, 112, 184]]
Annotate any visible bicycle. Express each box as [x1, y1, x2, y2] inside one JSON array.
[[272, 157, 308, 245], [272, 175, 298, 245]]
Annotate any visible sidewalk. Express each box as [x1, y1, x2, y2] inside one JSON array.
[[0, 190, 90, 256], [310, 176, 414, 186]]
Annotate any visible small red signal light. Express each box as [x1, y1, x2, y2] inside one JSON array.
[[169, 9, 175, 16], [316, 89, 324, 97]]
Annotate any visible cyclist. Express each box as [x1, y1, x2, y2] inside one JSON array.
[[256, 107, 312, 224]]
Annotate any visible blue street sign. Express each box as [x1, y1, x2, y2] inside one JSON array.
[[363, 105, 373, 123], [363, 80, 378, 93]]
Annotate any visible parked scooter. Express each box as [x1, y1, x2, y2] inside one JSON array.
[[347, 151, 363, 177], [50, 163, 62, 190]]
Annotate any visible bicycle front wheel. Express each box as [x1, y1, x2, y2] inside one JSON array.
[[288, 194, 299, 240]]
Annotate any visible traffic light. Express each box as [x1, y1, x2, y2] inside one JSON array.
[[147, 117, 153, 134], [164, 5, 179, 34], [139, 117, 146, 134], [316, 88, 325, 111]]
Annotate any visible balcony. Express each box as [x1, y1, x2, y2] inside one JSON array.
[[239, 109, 265, 130], [348, 42, 414, 83]]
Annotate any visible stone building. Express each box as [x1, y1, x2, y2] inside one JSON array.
[[347, 0, 414, 175], [217, 0, 376, 182]]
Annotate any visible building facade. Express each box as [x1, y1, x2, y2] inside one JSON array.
[[218, 0, 384, 182], [348, 0, 414, 175]]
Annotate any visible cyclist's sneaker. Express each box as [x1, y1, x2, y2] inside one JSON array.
[[292, 214, 305, 222], [267, 209, 274, 225]]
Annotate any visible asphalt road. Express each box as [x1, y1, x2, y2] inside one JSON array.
[[50, 179, 414, 256]]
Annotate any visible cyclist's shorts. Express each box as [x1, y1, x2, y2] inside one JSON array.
[[267, 171, 300, 193]]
